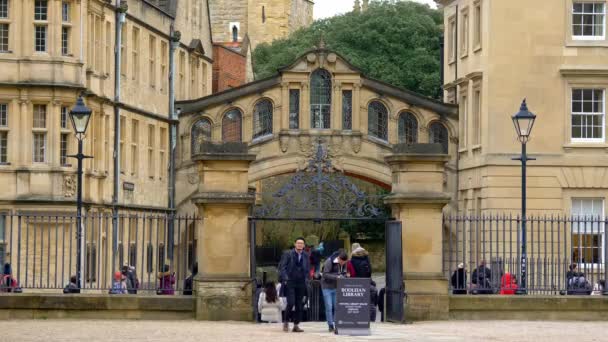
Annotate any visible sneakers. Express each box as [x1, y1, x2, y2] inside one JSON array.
[[292, 325, 304, 333], [283, 322, 289, 332]]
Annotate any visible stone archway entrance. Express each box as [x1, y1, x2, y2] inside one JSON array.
[[248, 142, 405, 323], [191, 141, 451, 322]]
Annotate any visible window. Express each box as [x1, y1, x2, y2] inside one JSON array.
[[310, 69, 332, 129], [191, 60, 198, 98], [62, 1, 70, 22], [131, 119, 138, 175], [60, 106, 68, 129], [289, 89, 300, 129], [61, 27, 69, 55], [191, 118, 211, 155], [0, 103, 6, 126], [33, 104, 46, 128], [253, 99, 273, 139], [93, 16, 101, 69], [472, 88, 481, 145], [119, 116, 126, 173], [459, 94, 468, 149], [35, 26, 46, 52], [572, 198, 605, 265], [460, 9, 469, 57], [368, 101, 388, 141], [473, 1, 482, 49], [148, 124, 155, 178], [448, 16, 456, 63], [430, 122, 449, 153], [132, 27, 139, 81], [33, 133, 46, 162], [160, 41, 167, 92], [398, 112, 418, 144], [342, 90, 352, 130], [159, 127, 167, 178], [0, 0, 8, 19], [573, 2, 605, 39], [149, 35, 156, 88], [232, 25, 238, 42], [571, 89, 604, 142], [222, 109, 242, 142], [0, 24, 8, 52], [120, 24, 127, 76], [60, 133, 68, 166], [34, 0, 47, 21], [0, 131, 6, 163]]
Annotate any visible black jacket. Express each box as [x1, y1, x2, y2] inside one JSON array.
[[279, 249, 310, 284], [451, 268, 467, 289], [472, 266, 492, 288]]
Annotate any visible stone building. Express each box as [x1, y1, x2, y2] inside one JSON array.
[[208, 0, 314, 49], [439, 0, 608, 217], [0, 0, 212, 289]]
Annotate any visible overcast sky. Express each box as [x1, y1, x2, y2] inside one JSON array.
[[314, 0, 437, 19]]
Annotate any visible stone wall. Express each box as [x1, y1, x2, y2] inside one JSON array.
[[208, 0, 248, 43], [212, 45, 247, 93]]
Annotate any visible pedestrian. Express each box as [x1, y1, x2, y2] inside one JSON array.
[[347, 243, 371, 278], [63, 275, 80, 294], [471, 260, 493, 294], [109, 271, 127, 294], [278, 237, 310, 333], [321, 251, 348, 333], [183, 262, 198, 295], [0, 263, 20, 293], [122, 264, 138, 294], [451, 263, 467, 294], [258, 281, 286, 323], [499, 272, 518, 295], [157, 264, 175, 295]]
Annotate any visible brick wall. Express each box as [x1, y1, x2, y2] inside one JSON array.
[[212, 45, 247, 93]]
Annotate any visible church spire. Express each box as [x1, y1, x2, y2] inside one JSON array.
[[353, 0, 361, 13]]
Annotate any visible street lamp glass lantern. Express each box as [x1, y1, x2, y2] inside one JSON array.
[[69, 96, 92, 136], [512, 99, 536, 143]]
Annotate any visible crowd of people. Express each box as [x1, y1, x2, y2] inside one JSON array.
[[256, 238, 380, 334]]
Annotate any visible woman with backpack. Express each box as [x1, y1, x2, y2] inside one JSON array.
[[347, 243, 372, 278]]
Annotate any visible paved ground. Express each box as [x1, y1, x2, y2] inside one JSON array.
[[1, 320, 607, 342]]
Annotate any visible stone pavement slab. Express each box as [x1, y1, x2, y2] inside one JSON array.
[[0, 320, 607, 342]]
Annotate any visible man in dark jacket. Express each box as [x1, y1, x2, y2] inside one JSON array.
[[471, 260, 492, 294], [279, 237, 310, 333], [321, 251, 348, 332], [451, 263, 467, 294]]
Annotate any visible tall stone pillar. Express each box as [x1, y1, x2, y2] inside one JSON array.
[[191, 142, 256, 321], [384, 144, 451, 321]]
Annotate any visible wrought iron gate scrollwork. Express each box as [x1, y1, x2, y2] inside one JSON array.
[[252, 141, 385, 220]]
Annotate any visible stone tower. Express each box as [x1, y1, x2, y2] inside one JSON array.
[[208, 0, 314, 48]]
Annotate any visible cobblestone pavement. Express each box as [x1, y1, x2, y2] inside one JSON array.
[[0, 320, 607, 342]]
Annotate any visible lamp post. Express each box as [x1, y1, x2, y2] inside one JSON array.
[[68, 96, 93, 290], [511, 99, 536, 295]]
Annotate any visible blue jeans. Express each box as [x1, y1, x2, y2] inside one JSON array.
[[322, 288, 337, 327]]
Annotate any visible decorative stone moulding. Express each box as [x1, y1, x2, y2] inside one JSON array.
[[279, 134, 289, 153]]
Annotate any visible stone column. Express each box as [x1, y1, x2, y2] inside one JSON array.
[[191, 142, 256, 321], [301, 82, 310, 130], [280, 82, 289, 131], [352, 83, 361, 131], [384, 143, 451, 321]]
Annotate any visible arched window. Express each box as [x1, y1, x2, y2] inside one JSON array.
[[398, 112, 418, 144], [222, 109, 242, 142], [368, 101, 388, 141], [429, 122, 449, 153], [191, 118, 212, 155], [253, 99, 273, 139], [310, 69, 332, 129], [232, 25, 238, 42]]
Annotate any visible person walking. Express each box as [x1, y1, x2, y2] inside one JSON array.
[[279, 237, 310, 333], [321, 251, 348, 333], [258, 281, 286, 323], [347, 243, 371, 278]]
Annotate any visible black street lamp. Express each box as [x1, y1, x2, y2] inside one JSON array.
[[68, 96, 93, 290], [512, 99, 536, 295]]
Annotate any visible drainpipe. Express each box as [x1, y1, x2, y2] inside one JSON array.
[[439, 34, 444, 100], [113, 1, 127, 266], [168, 27, 181, 259]]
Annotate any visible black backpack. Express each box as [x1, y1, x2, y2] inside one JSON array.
[[353, 258, 371, 278]]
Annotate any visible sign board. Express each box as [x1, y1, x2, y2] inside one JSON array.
[[335, 277, 371, 336]]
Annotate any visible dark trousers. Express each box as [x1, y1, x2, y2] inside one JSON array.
[[284, 282, 306, 325]]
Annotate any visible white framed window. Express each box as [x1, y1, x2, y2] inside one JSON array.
[[0, 0, 8, 19], [147, 124, 154, 178], [33, 132, 46, 162], [61, 106, 68, 129], [571, 198, 605, 265], [571, 88, 605, 142], [32, 104, 46, 163], [62, 1, 70, 22], [0, 24, 8, 53], [35, 25, 46, 52], [0, 103, 7, 163], [130, 119, 138, 175], [34, 1, 47, 53], [61, 27, 69, 55], [573, 2, 606, 40], [60, 133, 68, 165], [448, 16, 456, 63], [0, 103, 6, 127], [34, 0, 47, 21], [33, 104, 46, 128]]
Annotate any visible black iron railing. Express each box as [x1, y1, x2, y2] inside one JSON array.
[[443, 215, 608, 295]]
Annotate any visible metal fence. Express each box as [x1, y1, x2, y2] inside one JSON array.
[[0, 212, 199, 294], [443, 215, 608, 295]]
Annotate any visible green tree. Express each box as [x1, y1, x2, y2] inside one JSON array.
[[253, 0, 443, 99]]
